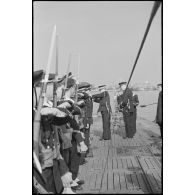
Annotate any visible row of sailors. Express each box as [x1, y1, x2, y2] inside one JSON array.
[[33, 77, 93, 194], [33, 76, 140, 193]]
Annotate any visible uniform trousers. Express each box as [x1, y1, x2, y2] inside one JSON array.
[[42, 159, 67, 194], [123, 111, 136, 138], [101, 111, 111, 140], [69, 142, 81, 180]]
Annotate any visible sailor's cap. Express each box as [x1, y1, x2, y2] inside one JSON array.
[[118, 81, 127, 86], [98, 85, 106, 89]]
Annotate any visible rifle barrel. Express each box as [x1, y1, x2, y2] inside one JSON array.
[[61, 53, 71, 98]]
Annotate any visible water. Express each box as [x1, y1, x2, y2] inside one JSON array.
[[135, 91, 159, 121]]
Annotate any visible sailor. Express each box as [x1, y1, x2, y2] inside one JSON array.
[[155, 84, 162, 137], [132, 93, 139, 136], [117, 81, 136, 139], [92, 85, 112, 140], [57, 77, 87, 191], [39, 106, 74, 194], [78, 84, 94, 158]]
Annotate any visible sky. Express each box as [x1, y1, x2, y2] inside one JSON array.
[[33, 1, 162, 87]]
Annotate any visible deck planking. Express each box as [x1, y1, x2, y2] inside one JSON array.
[[78, 116, 162, 194]]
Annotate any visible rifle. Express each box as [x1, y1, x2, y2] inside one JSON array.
[[53, 34, 61, 158], [53, 34, 58, 107], [74, 53, 80, 123], [75, 53, 80, 103], [33, 25, 56, 157], [140, 102, 157, 107]]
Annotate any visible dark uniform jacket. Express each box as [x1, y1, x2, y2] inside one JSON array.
[[156, 91, 162, 126], [117, 88, 135, 113], [83, 93, 93, 126], [83, 93, 93, 118], [77, 92, 93, 127], [92, 91, 112, 113], [132, 94, 139, 108]]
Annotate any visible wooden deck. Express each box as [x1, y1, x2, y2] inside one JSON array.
[[78, 114, 162, 194]]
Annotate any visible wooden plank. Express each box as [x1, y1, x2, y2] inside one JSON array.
[[101, 171, 108, 191], [144, 158, 154, 169], [91, 158, 95, 169], [84, 171, 92, 190], [107, 157, 112, 170], [148, 157, 161, 171], [125, 173, 134, 190], [128, 138, 133, 147], [121, 157, 128, 170], [136, 173, 150, 193], [107, 172, 114, 190], [119, 171, 127, 190], [95, 172, 102, 190], [150, 170, 161, 188], [117, 158, 123, 169], [108, 147, 112, 157], [131, 172, 140, 189], [83, 158, 94, 189], [93, 158, 99, 170], [113, 158, 117, 170], [89, 172, 97, 190], [97, 158, 102, 170], [79, 161, 90, 189], [114, 170, 120, 190], [138, 157, 150, 170], [126, 157, 133, 169], [102, 158, 107, 169], [130, 156, 139, 168], [144, 170, 160, 193]]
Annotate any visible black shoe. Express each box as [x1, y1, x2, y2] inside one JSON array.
[[86, 153, 93, 158], [77, 180, 85, 185], [127, 136, 133, 139], [99, 138, 103, 141], [80, 159, 88, 165], [71, 185, 83, 191]]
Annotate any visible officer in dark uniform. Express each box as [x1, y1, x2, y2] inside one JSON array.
[[78, 85, 93, 157], [132, 93, 139, 136], [92, 85, 112, 140], [117, 82, 136, 139], [155, 84, 162, 138]]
